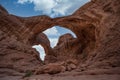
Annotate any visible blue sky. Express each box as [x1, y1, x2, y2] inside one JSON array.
[[0, 0, 89, 60], [0, 0, 89, 17]]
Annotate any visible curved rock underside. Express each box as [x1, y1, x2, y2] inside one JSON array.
[[0, 0, 120, 77]]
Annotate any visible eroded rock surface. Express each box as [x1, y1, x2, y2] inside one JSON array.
[[34, 59, 78, 74], [0, 0, 120, 78], [0, 5, 43, 76]]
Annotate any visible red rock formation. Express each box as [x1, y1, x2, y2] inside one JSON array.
[[53, 33, 81, 61], [75, 0, 120, 69], [0, 0, 120, 77], [0, 5, 43, 75], [33, 33, 57, 64], [34, 59, 78, 74], [32, 33, 54, 55], [53, 0, 120, 69]]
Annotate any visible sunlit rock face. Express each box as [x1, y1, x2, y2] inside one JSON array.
[[0, 0, 120, 76]]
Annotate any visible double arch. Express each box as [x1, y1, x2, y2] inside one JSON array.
[[24, 15, 96, 61]]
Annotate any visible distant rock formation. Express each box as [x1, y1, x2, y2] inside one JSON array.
[[0, 0, 120, 76]]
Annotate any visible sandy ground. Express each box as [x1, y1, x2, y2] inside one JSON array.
[[0, 74, 120, 80], [0, 68, 120, 80]]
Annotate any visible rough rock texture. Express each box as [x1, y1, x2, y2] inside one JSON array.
[[53, 33, 81, 61], [0, 0, 120, 78], [75, 0, 120, 69], [0, 5, 43, 76], [34, 62, 66, 74], [34, 59, 78, 74], [33, 33, 54, 55], [53, 0, 120, 69], [34, 33, 56, 64], [52, 0, 120, 69]]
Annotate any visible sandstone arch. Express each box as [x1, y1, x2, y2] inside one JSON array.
[[23, 15, 95, 48], [21, 13, 97, 63], [0, 4, 96, 64], [16, 13, 95, 63], [24, 16, 95, 44], [1, 0, 120, 75], [26, 16, 96, 56]]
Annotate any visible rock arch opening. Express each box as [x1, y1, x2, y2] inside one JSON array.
[[43, 26, 77, 48], [32, 26, 77, 62]]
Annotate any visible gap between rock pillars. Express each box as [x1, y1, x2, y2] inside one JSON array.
[[32, 26, 77, 62]]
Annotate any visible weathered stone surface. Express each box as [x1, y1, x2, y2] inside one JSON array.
[[34, 62, 66, 74], [53, 0, 120, 69], [0, 0, 120, 78], [75, 0, 120, 69], [0, 5, 43, 75], [34, 59, 78, 74], [53, 33, 81, 62]]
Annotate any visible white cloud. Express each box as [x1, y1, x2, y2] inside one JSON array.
[[17, 0, 90, 17], [32, 45, 46, 61], [49, 38, 58, 48], [32, 0, 56, 13], [17, 0, 28, 4], [43, 27, 60, 36]]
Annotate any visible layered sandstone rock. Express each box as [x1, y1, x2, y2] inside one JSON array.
[[53, 0, 120, 69], [34, 59, 78, 74], [0, 0, 120, 77], [35, 33, 57, 64], [53, 33, 81, 61], [0, 5, 43, 76], [75, 0, 120, 69]]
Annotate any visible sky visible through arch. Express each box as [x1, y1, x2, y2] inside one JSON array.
[[0, 0, 90, 61]]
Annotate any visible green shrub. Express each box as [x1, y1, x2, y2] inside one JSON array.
[[23, 70, 33, 78]]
